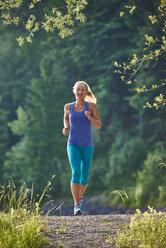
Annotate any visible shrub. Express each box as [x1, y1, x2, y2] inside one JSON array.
[[106, 206, 166, 248], [0, 177, 54, 248]]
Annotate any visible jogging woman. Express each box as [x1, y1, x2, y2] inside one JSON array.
[[62, 81, 101, 215]]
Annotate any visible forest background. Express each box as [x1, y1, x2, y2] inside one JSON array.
[[0, 0, 166, 209]]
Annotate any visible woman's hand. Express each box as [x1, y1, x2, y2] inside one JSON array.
[[86, 103, 101, 129], [84, 110, 92, 120], [62, 128, 68, 135]]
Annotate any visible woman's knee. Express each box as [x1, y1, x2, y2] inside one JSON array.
[[72, 170, 81, 184], [80, 176, 88, 185]]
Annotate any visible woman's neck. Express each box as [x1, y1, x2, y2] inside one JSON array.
[[75, 99, 85, 106]]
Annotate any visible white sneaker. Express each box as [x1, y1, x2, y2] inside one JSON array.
[[74, 203, 82, 215]]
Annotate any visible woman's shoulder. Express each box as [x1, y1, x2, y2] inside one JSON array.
[[87, 101, 96, 109], [64, 102, 73, 111]]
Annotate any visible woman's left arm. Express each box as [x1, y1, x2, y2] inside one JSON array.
[[85, 102, 101, 129]]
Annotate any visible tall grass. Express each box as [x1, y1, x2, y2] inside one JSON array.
[[105, 206, 166, 248], [107, 155, 166, 248], [0, 176, 56, 248]]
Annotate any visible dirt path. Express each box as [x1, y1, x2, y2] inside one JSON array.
[[45, 214, 132, 248]]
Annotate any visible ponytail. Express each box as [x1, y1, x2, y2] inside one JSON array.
[[73, 81, 97, 104]]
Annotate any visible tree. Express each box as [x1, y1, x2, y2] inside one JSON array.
[[115, 0, 166, 109], [0, 0, 88, 45], [0, 97, 9, 183], [3, 43, 72, 196], [1, 0, 166, 206]]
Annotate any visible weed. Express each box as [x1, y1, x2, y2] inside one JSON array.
[[0, 176, 56, 248], [111, 190, 128, 202], [105, 206, 166, 248]]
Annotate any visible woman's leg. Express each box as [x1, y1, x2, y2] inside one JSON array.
[[67, 145, 82, 205], [79, 184, 88, 198], [70, 183, 82, 204], [80, 146, 94, 195]]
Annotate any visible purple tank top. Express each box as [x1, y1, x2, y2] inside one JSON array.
[[68, 101, 94, 147]]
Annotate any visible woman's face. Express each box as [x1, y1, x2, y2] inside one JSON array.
[[74, 83, 87, 100]]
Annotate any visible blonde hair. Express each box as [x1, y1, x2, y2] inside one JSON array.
[[73, 81, 97, 104]]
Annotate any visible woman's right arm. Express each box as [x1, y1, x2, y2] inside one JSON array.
[[62, 103, 70, 135]]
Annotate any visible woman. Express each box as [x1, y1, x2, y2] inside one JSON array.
[[62, 81, 101, 215]]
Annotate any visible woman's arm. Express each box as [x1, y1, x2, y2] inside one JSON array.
[[85, 102, 101, 129], [62, 103, 71, 135]]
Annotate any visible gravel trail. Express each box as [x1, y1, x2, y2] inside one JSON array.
[[45, 214, 132, 248]]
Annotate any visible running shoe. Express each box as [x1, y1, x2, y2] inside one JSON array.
[[79, 197, 83, 211], [74, 203, 82, 215]]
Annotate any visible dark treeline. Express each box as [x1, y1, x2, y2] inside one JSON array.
[[0, 0, 166, 208]]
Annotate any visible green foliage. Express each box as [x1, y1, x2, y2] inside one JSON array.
[[0, 213, 48, 248], [111, 190, 128, 202], [88, 157, 108, 195], [155, 154, 166, 168], [0, 177, 54, 248], [106, 134, 146, 187], [108, 147, 166, 208], [0, 0, 166, 208], [135, 148, 166, 207], [115, 0, 166, 109], [3, 41, 71, 195], [0, 98, 9, 182], [0, 0, 88, 45], [106, 206, 166, 248], [8, 106, 29, 136]]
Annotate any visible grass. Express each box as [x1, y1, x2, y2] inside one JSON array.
[[105, 155, 166, 247], [105, 206, 166, 248], [0, 176, 56, 248], [0, 212, 47, 248]]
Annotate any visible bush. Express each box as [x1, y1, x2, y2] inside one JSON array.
[[106, 206, 166, 248], [0, 177, 54, 248], [135, 148, 166, 207], [106, 134, 146, 188]]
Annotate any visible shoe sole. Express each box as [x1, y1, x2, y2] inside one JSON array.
[[74, 210, 82, 216]]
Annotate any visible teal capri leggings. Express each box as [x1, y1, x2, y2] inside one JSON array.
[[67, 145, 94, 186]]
